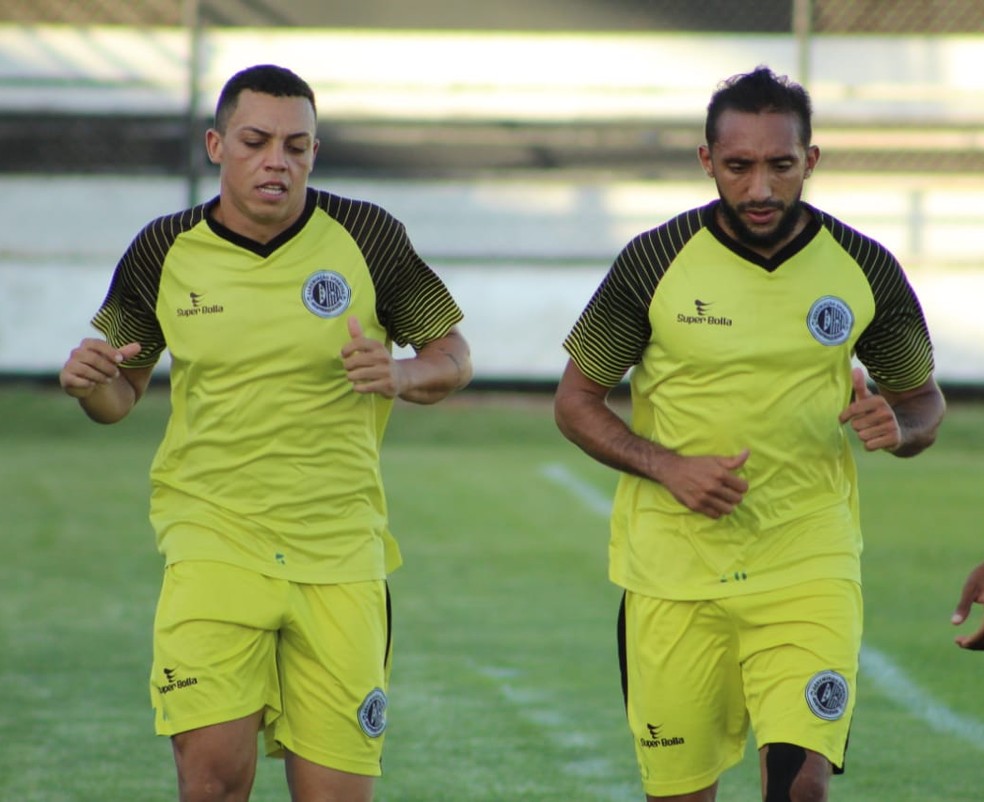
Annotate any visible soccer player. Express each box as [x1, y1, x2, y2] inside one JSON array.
[[59, 64, 471, 802], [952, 562, 984, 650], [554, 66, 945, 802]]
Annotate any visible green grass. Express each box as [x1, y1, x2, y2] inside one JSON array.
[[1, 384, 982, 801]]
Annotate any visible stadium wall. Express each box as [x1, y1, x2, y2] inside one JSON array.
[[3, 175, 983, 385]]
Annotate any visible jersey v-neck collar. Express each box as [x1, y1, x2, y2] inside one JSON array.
[[204, 188, 317, 258], [703, 200, 821, 272]]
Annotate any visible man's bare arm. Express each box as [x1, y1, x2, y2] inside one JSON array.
[[60, 339, 153, 423], [839, 369, 945, 457], [341, 318, 472, 404], [553, 359, 749, 519]]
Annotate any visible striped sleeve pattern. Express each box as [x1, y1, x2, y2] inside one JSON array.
[[563, 206, 708, 387], [91, 205, 207, 368], [318, 192, 463, 349], [817, 210, 935, 392]]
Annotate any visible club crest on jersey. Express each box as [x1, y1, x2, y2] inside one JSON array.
[[302, 270, 351, 318], [357, 687, 388, 738], [805, 670, 849, 721], [806, 296, 854, 346]]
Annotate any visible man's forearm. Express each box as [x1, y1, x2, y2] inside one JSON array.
[[888, 381, 946, 457], [555, 388, 669, 482], [397, 331, 472, 404], [77, 372, 140, 424]]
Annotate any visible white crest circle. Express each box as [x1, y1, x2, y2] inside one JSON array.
[[302, 270, 352, 318], [807, 296, 854, 346]]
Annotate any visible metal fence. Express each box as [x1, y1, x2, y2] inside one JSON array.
[[2, 0, 984, 32], [1, 1, 982, 181]]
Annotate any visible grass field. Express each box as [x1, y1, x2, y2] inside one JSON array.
[[2, 383, 983, 801]]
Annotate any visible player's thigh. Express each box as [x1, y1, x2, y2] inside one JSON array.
[[285, 753, 375, 802], [739, 579, 862, 770], [273, 579, 391, 777], [151, 561, 285, 736], [758, 744, 831, 802], [172, 711, 265, 801], [622, 591, 748, 798]]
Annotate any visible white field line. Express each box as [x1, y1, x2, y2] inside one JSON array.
[[473, 664, 638, 802], [539, 461, 984, 752], [457, 461, 642, 800], [539, 462, 613, 517], [859, 645, 984, 749]]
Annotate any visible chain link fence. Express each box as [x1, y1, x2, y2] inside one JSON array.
[[1, 1, 982, 177], [3, 0, 984, 31]]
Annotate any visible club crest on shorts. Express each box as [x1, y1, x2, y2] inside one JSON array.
[[302, 270, 351, 318], [806, 296, 854, 346], [805, 670, 849, 721], [357, 687, 387, 738]]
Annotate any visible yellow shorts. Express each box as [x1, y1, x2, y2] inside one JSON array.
[[150, 560, 392, 776], [620, 579, 862, 797]]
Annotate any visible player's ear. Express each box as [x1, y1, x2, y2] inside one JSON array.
[[205, 128, 223, 165], [805, 144, 820, 177], [698, 145, 714, 178]]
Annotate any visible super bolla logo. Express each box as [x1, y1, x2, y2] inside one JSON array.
[[677, 298, 733, 326], [177, 291, 224, 317]]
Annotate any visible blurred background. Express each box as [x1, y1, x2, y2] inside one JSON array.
[[1, 0, 982, 390]]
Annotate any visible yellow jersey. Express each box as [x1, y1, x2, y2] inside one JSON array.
[[93, 188, 463, 583], [564, 202, 934, 599]]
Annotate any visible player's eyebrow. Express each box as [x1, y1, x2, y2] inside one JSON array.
[[725, 152, 797, 164], [239, 126, 312, 141]]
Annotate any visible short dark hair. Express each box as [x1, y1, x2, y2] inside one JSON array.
[[214, 64, 316, 132], [705, 65, 812, 148]]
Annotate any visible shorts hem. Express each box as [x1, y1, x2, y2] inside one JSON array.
[[153, 701, 269, 737], [641, 753, 743, 797], [275, 735, 383, 777], [755, 733, 847, 772]]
